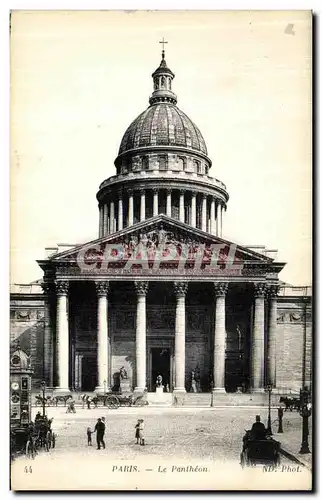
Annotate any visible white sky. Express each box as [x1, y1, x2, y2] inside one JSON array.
[[10, 10, 312, 286]]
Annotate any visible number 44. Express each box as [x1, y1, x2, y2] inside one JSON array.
[[24, 466, 32, 473]]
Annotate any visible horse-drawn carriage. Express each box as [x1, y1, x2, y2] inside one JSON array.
[[35, 394, 72, 407], [240, 431, 281, 468], [279, 396, 301, 412], [25, 416, 56, 459], [82, 392, 148, 409]]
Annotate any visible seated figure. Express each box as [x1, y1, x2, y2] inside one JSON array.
[[119, 366, 128, 380], [250, 415, 267, 440], [156, 374, 163, 388], [242, 415, 267, 451]]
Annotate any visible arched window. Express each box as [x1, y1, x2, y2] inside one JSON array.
[[168, 78, 172, 90], [193, 159, 201, 174], [161, 76, 166, 88], [142, 156, 149, 171], [159, 156, 167, 171]]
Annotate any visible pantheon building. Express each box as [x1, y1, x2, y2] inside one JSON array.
[[10, 50, 312, 399]]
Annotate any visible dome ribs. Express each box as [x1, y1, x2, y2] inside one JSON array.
[[166, 105, 176, 145], [139, 109, 155, 147], [150, 105, 161, 146], [155, 105, 169, 146], [118, 106, 208, 155]]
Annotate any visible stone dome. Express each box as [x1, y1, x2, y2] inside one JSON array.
[[118, 103, 208, 156]]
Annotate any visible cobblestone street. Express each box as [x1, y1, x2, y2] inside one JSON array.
[[11, 405, 312, 490]]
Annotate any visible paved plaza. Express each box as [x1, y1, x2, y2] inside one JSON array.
[[11, 405, 312, 491]]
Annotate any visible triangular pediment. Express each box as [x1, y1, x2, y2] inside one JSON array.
[[45, 214, 273, 265]]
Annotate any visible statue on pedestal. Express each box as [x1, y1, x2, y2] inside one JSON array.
[[191, 370, 197, 393], [119, 366, 128, 380], [194, 365, 201, 392], [156, 374, 163, 390]]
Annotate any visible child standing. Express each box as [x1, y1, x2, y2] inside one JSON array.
[[135, 420, 140, 444], [138, 419, 145, 446], [87, 427, 93, 446]]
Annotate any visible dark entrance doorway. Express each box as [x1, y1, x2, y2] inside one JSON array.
[[151, 348, 171, 391], [81, 357, 97, 391]]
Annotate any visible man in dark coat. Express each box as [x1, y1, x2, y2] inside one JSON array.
[[250, 415, 267, 440], [94, 418, 106, 450]]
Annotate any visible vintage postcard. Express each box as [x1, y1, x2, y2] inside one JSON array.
[[10, 10, 312, 491]]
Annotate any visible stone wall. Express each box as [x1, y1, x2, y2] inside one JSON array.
[[275, 299, 312, 392]]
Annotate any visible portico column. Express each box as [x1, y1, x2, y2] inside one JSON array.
[[179, 190, 185, 223], [252, 283, 266, 391], [134, 281, 148, 392], [210, 198, 216, 235], [128, 190, 134, 226], [173, 282, 188, 393], [140, 189, 146, 222], [95, 281, 110, 393], [213, 283, 228, 392], [41, 282, 54, 387], [109, 200, 115, 234], [267, 285, 279, 387], [55, 280, 70, 392], [153, 189, 158, 217], [166, 189, 172, 217], [201, 195, 207, 232], [191, 192, 196, 227], [118, 193, 123, 231]]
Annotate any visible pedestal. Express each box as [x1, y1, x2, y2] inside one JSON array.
[[120, 379, 131, 394], [156, 386, 164, 395]]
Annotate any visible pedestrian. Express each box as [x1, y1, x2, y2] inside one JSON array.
[[94, 418, 106, 450], [138, 419, 145, 446], [87, 427, 93, 446], [86, 396, 92, 410], [134, 420, 140, 444]]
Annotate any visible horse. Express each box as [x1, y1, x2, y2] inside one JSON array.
[[279, 396, 301, 412]]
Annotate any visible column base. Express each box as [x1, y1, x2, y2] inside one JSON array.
[[95, 386, 110, 395], [53, 387, 71, 394], [212, 387, 226, 394], [173, 388, 186, 394]]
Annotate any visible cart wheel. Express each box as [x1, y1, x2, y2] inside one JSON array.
[[107, 395, 120, 409]]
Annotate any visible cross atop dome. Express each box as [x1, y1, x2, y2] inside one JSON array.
[[159, 37, 168, 59]]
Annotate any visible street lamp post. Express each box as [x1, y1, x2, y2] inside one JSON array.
[[41, 381, 46, 418], [299, 387, 311, 454], [266, 383, 273, 436]]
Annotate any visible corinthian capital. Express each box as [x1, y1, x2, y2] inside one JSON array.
[[173, 281, 188, 297], [55, 280, 69, 296], [266, 284, 280, 299], [95, 281, 110, 297], [213, 282, 228, 297], [254, 282, 267, 298], [134, 281, 149, 296]]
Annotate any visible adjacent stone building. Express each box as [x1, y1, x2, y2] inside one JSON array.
[[10, 50, 312, 396]]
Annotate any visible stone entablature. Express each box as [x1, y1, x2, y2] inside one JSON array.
[[98, 170, 227, 195]]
